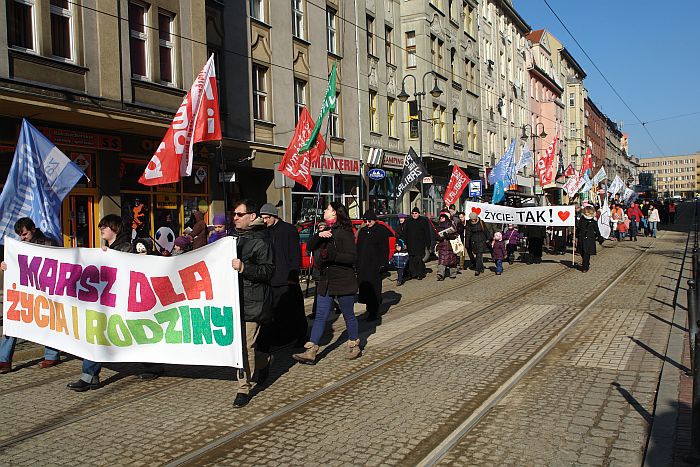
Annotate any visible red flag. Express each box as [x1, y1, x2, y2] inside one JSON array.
[[564, 163, 576, 177], [536, 128, 558, 187], [581, 144, 593, 176], [140, 55, 221, 186], [443, 164, 471, 206], [278, 108, 326, 189]]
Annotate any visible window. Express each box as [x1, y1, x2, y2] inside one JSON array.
[[50, 0, 72, 60], [366, 15, 375, 56], [569, 93, 575, 107], [467, 118, 478, 152], [129, 2, 149, 78], [430, 35, 444, 71], [326, 7, 337, 54], [430, 0, 443, 10], [433, 105, 446, 143], [408, 101, 419, 139], [250, 0, 265, 22], [466, 59, 477, 93], [570, 123, 576, 138], [406, 31, 416, 68], [292, 0, 304, 39], [369, 91, 379, 132], [450, 48, 456, 82], [452, 109, 461, 146], [387, 98, 397, 137], [8, 0, 35, 50], [464, 3, 475, 36], [252, 64, 268, 121], [385, 26, 394, 65], [294, 78, 307, 124], [158, 11, 175, 84], [329, 92, 341, 137]]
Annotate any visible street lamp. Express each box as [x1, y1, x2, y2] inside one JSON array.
[[398, 71, 442, 211], [521, 123, 547, 202]]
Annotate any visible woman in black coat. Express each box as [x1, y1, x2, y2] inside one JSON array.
[[356, 210, 390, 321], [464, 212, 490, 276], [576, 205, 604, 272], [293, 202, 361, 364], [403, 208, 432, 280]]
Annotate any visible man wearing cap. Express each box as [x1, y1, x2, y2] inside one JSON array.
[[395, 213, 407, 241], [257, 203, 307, 352], [403, 207, 432, 280], [356, 210, 390, 321]]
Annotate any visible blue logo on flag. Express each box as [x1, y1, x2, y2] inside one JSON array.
[[0, 119, 85, 244]]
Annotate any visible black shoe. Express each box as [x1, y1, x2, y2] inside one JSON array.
[[137, 371, 163, 381], [233, 393, 250, 408], [475, 271, 480, 276], [67, 379, 99, 392], [396, 280, 403, 286], [437, 275, 444, 281]]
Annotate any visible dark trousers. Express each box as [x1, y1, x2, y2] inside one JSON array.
[[670, 212, 676, 223], [629, 219, 638, 239], [396, 268, 405, 284], [506, 244, 517, 262], [474, 251, 484, 272], [466, 246, 476, 269], [258, 284, 307, 352], [581, 252, 591, 270], [408, 254, 426, 278], [529, 238, 544, 263]]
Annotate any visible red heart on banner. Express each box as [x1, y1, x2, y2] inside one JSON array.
[[471, 207, 481, 215], [558, 211, 570, 222]]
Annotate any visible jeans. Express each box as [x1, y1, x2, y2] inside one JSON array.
[[495, 259, 503, 273], [396, 268, 405, 284], [309, 293, 358, 344], [649, 221, 658, 237], [0, 336, 59, 363], [81, 359, 102, 383]]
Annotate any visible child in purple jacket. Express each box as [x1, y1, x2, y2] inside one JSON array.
[[502, 224, 521, 264], [492, 232, 507, 275]]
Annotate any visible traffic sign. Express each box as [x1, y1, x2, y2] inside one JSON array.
[[367, 168, 386, 180], [468, 180, 482, 197]]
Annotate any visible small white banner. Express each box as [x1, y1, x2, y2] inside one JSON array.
[[464, 202, 575, 226], [2, 237, 243, 368]]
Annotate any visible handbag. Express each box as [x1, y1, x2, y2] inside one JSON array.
[[450, 237, 465, 255]]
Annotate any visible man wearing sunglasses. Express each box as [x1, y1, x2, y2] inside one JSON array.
[[230, 199, 274, 408]]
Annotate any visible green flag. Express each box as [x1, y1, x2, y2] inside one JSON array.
[[299, 63, 337, 153]]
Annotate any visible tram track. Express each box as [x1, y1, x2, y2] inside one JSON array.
[[0, 258, 533, 451], [164, 246, 646, 466]]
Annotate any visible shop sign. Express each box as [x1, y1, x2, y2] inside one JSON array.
[[382, 154, 405, 169], [71, 153, 90, 173], [37, 127, 122, 151], [367, 168, 386, 180], [156, 195, 178, 210], [468, 180, 482, 197], [218, 172, 236, 183], [310, 155, 359, 174], [195, 166, 207, 184]]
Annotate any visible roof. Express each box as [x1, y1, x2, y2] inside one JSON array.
[[527, 29, 545, 44]]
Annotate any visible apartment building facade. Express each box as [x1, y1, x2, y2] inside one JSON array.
[[478, 0, 530, 196], [0, 0, 213, 247], [640, 153, 699, 198], [584, 96, 606, 172]]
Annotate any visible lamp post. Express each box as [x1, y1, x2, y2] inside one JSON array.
[[398, 71, 442, 211], [521, 123, 547, 203]]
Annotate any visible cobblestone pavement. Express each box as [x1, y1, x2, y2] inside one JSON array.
[[437, 225, 688, 466], [0, 215, 688, 466]]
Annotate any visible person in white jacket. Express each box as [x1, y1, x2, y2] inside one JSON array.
[[647, 205, 660, 238]]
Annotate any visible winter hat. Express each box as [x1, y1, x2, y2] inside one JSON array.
[[494, 232, 503, 241], [259, 203, 279, 217], [411, 207, 420, 213], [397, 213, 408, 219], [174, 236, 191, 248], [468, 212, 478, 221], [362, 209, 378, 221], [212, 214, 226, 226]]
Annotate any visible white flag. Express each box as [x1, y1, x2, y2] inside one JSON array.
[[592, 167, 607, 186], [598, 197, 611, 239], [515, 144, 533, 172], [608, 175, 624, 196]]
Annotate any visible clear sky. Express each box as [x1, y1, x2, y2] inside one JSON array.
[[513, 0, 700, 158]]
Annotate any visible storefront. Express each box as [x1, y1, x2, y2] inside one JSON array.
[[0, 117, 214, 247], [291, 154, 361, 223], [366, 152, 404, 216]]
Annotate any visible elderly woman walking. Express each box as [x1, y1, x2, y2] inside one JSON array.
[[576, 205, 604, 273], [436, 212, 459, 280]]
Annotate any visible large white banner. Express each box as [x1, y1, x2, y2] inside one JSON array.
[[464, 202, 575, 226], [2, 237, 243, 368]]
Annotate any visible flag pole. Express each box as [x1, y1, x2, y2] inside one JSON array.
[[572, 221, 576, 267]]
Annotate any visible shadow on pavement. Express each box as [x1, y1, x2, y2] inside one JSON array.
[[612, 382, 652, 423], [628, 336, 690, 374], [647, 312, 688, 333]]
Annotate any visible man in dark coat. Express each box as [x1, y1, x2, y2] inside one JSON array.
[[403, 207, 431, 280], [576, 205, 604, 272], [526, 224, 547, 264], [257, 203, 307, 352], [231, 199, 274, 408], [394, 213, 407, 241], [356, 210, 390, 321]]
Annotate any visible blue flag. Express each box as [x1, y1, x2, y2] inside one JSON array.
[[0, 119, 85, 244], [492, 180, 506, 204], [489, 139, 516, 186]]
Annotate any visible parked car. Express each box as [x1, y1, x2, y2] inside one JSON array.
[[297, 219, 396, 270]]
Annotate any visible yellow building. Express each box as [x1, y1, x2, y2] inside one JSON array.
[[639, 153, 699, 198]]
